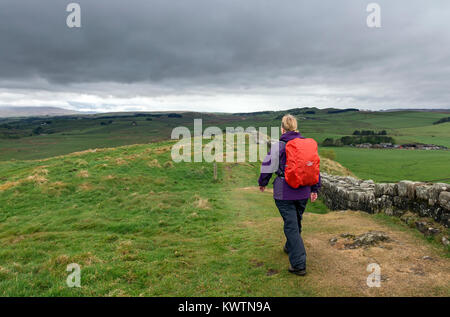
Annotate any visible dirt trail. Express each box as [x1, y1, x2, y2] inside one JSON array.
[[234, 186, 450, 296], [302, 211, 449, 296]]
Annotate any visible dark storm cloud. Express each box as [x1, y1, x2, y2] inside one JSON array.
[[0, 0, 449, 110]]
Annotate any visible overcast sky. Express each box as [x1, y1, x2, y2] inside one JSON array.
[[0, 0, 449, 113]]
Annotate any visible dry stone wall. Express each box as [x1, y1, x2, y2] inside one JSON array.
[[320, 173, 450, 228]]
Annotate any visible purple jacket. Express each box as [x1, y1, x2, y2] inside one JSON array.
[[258, 131, 321, 200]]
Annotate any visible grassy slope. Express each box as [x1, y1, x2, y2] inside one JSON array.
[[0, 141, 323, 296], [0, 142, 229, 295], [0, 141, 448, 296], [395, 122, 450, 147], [0, 113, 210, 161]]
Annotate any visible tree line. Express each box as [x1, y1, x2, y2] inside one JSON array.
[[323, 135, 395, 147], [353, 130, 387, 135], [433, 117, 450, 125]]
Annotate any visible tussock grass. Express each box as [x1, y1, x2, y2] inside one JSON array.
[[76, 170, 89, 178], [148, 159, 161, 168], [163, 161, 174, 168], [320, 157, 355, 177], [26, 174, 48, 184], [0, 181, 20, 192], [114, 158, 128, 166], [194, 196, 211, 210], [0, 170, 50, 191], [41, 181, 67, 196], [78, 183, 94, 191], [32, 167, 49, 175], [154, 146, 171, 154], [74, 159, 88, 167]]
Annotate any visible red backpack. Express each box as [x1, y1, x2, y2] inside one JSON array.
[[282, 138, 320, 188]]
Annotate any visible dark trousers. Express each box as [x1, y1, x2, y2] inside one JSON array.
[[274, 199, 307, 269]]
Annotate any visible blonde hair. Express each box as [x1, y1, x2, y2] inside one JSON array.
[[281, 114, 298, 132]]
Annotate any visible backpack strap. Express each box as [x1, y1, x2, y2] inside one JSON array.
[[276, 140, 287, 178]]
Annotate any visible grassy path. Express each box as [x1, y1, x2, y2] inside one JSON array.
[[220, 164, 450, 296]]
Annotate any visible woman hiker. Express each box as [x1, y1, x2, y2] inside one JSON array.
[[258, 114, 321, 276]]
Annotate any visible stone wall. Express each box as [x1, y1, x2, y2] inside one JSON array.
[[319, 173, 450, 228]]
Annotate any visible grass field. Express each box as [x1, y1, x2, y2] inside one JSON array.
[[395, 122, 450, 147], [321, 147, 450, 183], [0, 140, 449, 296]]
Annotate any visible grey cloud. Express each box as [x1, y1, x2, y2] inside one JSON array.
[[0, 0, 449, 110]]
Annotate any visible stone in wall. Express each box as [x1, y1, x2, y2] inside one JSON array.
[[374, 183, 397, 197], [439, 191, 450, 210], [319, 173, 450, 228]]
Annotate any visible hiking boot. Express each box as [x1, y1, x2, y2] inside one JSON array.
[[283, 245, 289, 254], [288, 265, 307, 276]]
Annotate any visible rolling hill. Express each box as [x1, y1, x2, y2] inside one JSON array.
[[0, 106, 83, 118], [0, 108, 448, 183]]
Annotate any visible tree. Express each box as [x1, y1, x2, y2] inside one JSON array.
[[322, 138, 335, 146], [33, 127, 44, 135]]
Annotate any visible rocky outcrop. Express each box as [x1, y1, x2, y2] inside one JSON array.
[[320, 173, 450, 228], [329, 231, 392, 249]]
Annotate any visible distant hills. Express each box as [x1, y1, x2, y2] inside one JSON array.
[[0, 106, 83, 118], [1, 105, 449, 119], [381, 108, 450, 113]]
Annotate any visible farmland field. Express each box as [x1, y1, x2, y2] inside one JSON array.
[[320, 147, 450, 183], [395, 122, 450, 147]]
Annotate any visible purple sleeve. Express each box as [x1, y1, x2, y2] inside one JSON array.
[[258, 172, 272, 187], [311, 173, 322, 193], [258, 148, 275, 187], [258, 143, 281, 187]]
